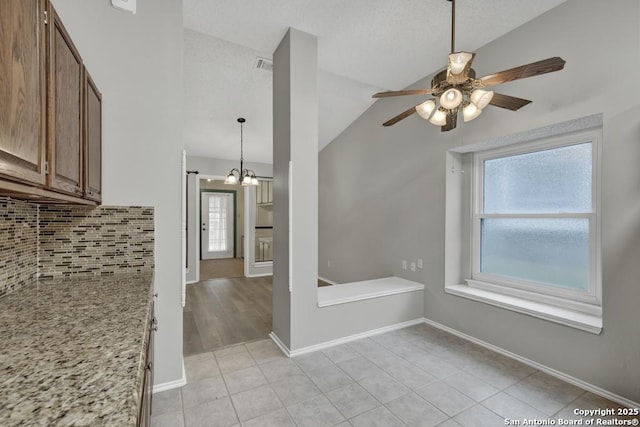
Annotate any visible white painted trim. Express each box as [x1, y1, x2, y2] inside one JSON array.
[[286, 319, 425, 358], [269, 331, 291, 357], [422, 317, 638, 409], [186, 279, 198, 285], [450, 113, 603, 154], [246, 272, 273, 278], [317, 276, 339, 286], [153, 359, 187, 393], [181, 150, 187, 308], [288, 160, 293, 293], [317, 277, 424, 308], [445, 284, 602, 334]]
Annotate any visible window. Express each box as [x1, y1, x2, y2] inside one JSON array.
[[445, 121, 602, 333], [208, 193, 229, 252]]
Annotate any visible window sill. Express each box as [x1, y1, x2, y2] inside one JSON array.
[[445, 284, 602, 334], [318, 277, 424, 308]]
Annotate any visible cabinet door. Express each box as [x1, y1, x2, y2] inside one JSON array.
[[47, 6, 83, 196], [0, 0, 47, 185], [84, 70, 101, 202]]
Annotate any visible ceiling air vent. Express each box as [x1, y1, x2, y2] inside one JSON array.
[[255, 57, 273, 72]]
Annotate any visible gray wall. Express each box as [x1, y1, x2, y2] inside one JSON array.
[[185, 155, 272, 282], [272, 30, 294, 348], [273, 29, 426, 352], [51, 0, 184, 386], [318, 0, 640, 402]]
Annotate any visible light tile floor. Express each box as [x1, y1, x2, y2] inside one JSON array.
[[151, 323, 638, 427]]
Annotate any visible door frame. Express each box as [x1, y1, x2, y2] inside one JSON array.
[[200, 188, 237, 260]]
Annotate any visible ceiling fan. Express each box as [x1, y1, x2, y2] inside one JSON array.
[[373, 0, 566, 132]]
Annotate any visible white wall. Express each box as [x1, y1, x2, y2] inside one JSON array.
[[319, 0, 640, 402], [185, 155, 272, 282], [50, 0, 184, 386]]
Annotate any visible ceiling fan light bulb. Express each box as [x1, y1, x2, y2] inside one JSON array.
[[463, 102, 482, 122], [440, 88, 463, 109], [415, 99, 436, 120], [470, 90, 494, 109], [429, 109, 448, 126], [449, 52, 474, 75]]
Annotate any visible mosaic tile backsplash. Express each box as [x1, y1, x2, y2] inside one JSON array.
[[38, 205, 154, 278], [0, 199, 38, 297], [0, 197, 155, 294]]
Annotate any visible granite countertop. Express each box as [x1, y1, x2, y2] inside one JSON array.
[[0, 274, 154, 426]]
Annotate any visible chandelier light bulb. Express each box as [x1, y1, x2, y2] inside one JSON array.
[[415, 99, 436, 120], [251, 177, 259, 186], [470, 90, 494, 109], [429, 109, 448, 126], [241, 174, 252, 186], [440, 88, 463, 109], [463, 102, 482, 122], [224, 173, 238, 185]]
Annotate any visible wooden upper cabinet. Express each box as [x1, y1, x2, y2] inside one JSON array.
[[47, 5, 83, 196], [0, 0, 47, 185], [84, 70, 102, 202]]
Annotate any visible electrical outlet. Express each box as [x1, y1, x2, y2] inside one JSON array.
[[417, 258, 423, 269], [402, 260, 407, 270], [410, 262, 417, 272]]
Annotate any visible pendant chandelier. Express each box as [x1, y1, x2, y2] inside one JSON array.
[[224, 117, 259, 186]]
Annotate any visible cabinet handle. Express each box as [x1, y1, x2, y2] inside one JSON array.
[[153, 292, 158, 298], [146, 362, 152, 371]]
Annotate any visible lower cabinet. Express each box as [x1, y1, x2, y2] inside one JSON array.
[[137, 301, 155, 427]]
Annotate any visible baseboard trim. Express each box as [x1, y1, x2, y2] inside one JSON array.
[[246, 273, 273, 278], [269, 331, 291, 357], [285, 318, 425, 358], [186, 279, 198, 285], [152, 359, 187, 393], [422, 317, 640, 409]]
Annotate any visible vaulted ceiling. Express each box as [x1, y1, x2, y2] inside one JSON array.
[[183, 0, 566, 164]]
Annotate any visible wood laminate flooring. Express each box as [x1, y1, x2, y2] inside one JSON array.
[[199, 258, 244, 280], [183, 276, 272, 357]]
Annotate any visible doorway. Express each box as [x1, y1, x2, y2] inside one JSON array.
[[200, 190, 235, 260]]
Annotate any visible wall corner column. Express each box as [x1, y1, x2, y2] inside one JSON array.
[[272, 28, 319, 351]]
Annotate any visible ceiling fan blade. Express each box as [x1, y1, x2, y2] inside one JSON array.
[[478, 57, 566, 87], [442, 112, 457, 132], [382, 105, 419, 126], [373, 89, 433, 98], [488, 93, 532, 111]]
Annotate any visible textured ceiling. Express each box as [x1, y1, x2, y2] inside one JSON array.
[[183, 0, 567, 164]]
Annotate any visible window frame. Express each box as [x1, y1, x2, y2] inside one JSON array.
[[444, 118, 604, 334], [467, 130, 602, 317]]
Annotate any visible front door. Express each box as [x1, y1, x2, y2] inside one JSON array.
[[201, 192, 234, 259]]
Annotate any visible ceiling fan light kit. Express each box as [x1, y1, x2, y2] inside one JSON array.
[[373, 0, 566, 132], [429, 109, 448, 126], [416, 99, 436, 120]]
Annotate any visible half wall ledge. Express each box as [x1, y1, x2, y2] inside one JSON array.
[[317, 276, 424, 308]]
